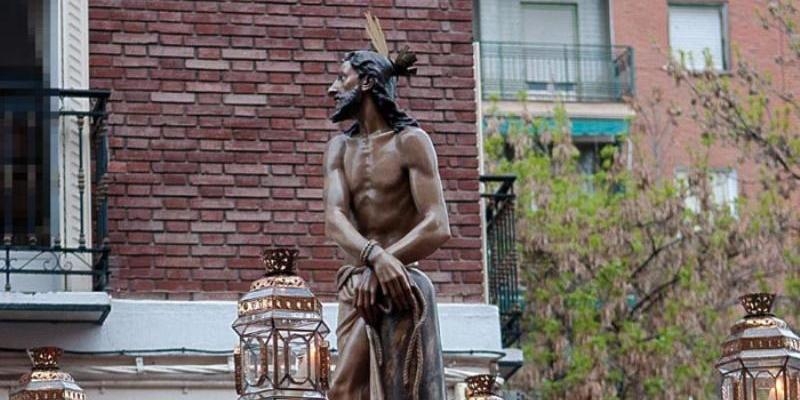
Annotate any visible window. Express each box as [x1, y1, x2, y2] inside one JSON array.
[[576, 142, 601, 175], [1, 0, 50, 246], [669, 4, 728, 71], [675, 168, 738, 215], [1, 0, 96, 293], [520, 3, 579, 98]]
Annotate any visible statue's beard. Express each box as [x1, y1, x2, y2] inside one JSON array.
[[329, 87, 361, 123]]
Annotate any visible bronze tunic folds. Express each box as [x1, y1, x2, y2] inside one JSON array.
[[329, 264, 446, 400]]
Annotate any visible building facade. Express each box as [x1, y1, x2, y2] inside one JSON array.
[[474, 0, 786, 217], [0, 0, 519, 399]]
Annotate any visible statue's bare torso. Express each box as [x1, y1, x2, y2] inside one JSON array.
[[332, 128, 425, 258], [325, 124, 449, 400]]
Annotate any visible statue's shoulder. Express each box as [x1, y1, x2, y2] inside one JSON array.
[[324, 134, 348, 168], [397, 126, 434, 153], [325, 133, 348, 153]]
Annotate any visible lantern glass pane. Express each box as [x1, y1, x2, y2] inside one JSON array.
[[242, 338, 265, 386], [272, 311, 324, 331], [274, 330, 315, 389], [789, 372, 800, 399], [288, 334, 311, 384], [722, 372, 745, 400], [750, 371, 783, 400]]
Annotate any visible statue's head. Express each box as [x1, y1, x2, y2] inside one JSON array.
[[327, 50, 419, 135], [327, 12, 421, 135]]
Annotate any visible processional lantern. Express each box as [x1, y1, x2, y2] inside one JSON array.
[[10, 347, 86, 400], [717, 293, 800, 400], [465, 374, 504, 400], [232, 248, 331, 399]]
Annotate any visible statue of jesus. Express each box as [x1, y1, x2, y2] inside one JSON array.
[[323, 13, 450, 400]]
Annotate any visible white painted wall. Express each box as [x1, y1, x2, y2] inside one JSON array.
[[0, 299, 504, 354]]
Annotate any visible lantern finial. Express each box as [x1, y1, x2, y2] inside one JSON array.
[[261, 248, 298, 276], [740, 293, 776, 317], [465, 374, 503, 399], [29, 347, 63, 370]]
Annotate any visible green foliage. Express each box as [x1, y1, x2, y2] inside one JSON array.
[[486, 94, 798, 398]]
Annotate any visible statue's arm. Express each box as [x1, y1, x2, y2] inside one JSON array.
[[385, 128, 452, 265], [323, 135, 369, 262]]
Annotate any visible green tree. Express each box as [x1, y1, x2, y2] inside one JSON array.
[[484, 95, 798, 398], [664, 0, 800, 309]]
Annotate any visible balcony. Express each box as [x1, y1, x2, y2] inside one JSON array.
[[478, 42, 635, 103], [481, 175, 522, 348], [1, 88, 111, 299]]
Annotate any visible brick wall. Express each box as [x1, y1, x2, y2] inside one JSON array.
[[611, 0, 784, 194], [88, 0, 482, 301]]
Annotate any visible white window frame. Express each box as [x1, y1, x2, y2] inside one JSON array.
[[675, 167, 738, 216], [668, 3, 730, 72]]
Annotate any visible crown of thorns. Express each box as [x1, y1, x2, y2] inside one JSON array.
[[363, 11, 418, 78]]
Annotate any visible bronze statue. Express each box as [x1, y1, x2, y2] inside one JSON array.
[[323, 13, 451, 400]]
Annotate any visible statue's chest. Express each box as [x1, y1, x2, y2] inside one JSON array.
[[343, 135, 405, 191]]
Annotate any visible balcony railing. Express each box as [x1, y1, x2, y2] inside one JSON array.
[[478, 41, 635, 103], [1, 88, 111, 292], [481, 175, 522, 347]]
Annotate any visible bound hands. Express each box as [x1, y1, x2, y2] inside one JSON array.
[[354, 246, 413, 325]]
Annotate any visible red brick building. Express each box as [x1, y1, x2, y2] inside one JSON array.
[[612, 0, 790, 197], [475, 0, 786, 213]]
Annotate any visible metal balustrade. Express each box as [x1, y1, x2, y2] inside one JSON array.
[[479, 42, 635, 103], [481, 175, 522, 347]]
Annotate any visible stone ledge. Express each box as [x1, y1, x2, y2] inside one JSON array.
[[0, 292, 111, 324]]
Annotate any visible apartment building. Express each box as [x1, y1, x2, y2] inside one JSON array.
[[0, 1, 520, 399], [476, 0, 635, 176], [474, 0, 776, 205]]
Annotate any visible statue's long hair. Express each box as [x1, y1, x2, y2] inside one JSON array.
[[342, 50, 419, 136]]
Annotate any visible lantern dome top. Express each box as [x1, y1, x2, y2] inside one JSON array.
[[262, 248, 298, 277], [10, 347, 86, 400], [233, 247, 328, 337], [717, 293, 800, 373]]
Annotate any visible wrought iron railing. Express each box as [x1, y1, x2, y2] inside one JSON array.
[[1, 88, 111, 292], [479, 41, 635, 102], [481, 175, 522, 347]]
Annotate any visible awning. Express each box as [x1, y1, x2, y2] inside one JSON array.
[[489, 117, 630, 138]]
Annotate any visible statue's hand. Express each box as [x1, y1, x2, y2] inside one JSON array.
[[369, 247, 413, 312], [354, 268, 381, 326]]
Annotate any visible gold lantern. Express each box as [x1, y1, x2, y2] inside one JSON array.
[[10, 347, 86, 400], [717, 293, 800, 400], [232, 248, 331, 399], [465, 374, 504, 400]]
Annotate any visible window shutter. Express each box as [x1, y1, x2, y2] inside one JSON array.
[[61, 0, 92, 291], [669, 6, 725, 71], [60, 0, 90, 248], [521, 5, 578, 45], [711, 169, 738, 215]]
